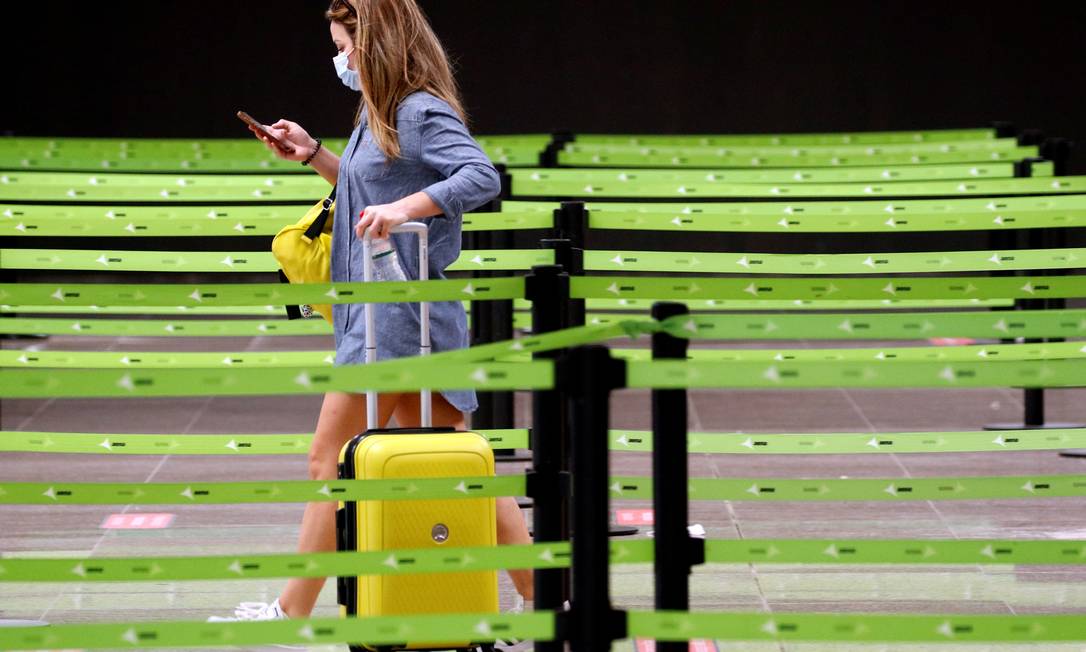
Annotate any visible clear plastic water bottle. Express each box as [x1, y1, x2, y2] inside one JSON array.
[[370, 237, 407, 282]]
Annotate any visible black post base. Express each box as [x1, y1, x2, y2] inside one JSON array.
[[1059, 449, 1086, 458]]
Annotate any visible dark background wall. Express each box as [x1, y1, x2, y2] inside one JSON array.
[[3, 0, 1084, 172]]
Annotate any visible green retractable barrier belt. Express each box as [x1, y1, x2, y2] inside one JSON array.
[[3, 426, 1084, 456], [0, 429, 530, 455], [519, 162, 1041, 185], [2, 360, 552, 398], [0, 473, 1080, 505], [0, 203, 556, 236], [1, 538, 1083, 584], [627, 611, 1086, 643], [574, 128, 998, 146], [559, 146, 1041, 169], [0, 140, 541, 171], [2, 148, 538, 172], [586, 194, 1086, 215], [589, 204, 1086, 233], [564, 136, 1020, 156], [0, 312, 523, 338], [1, 298, 1016, 315], [3, 612, 1086, 649], [608, 427, 1086, 455], [0, 275, 1072, 315], [1, 157, 316, 174], [0, 304, 298, 316], [613, 341, 1086, 363], [608, 474, 1086, 501], [0, 317, 332, 337], [657, 309, 1086, 340], [0, 171, 328, 202], [584, 247, 1086, 274], [511, 171, 1086, 199], [0, 474, 527, 505], [0, 349, 341, 368], [4, 341, 1081, 370], [5, 358, 1084, 399], [481, 146, 547, 167], [0, 542, 574, 583], [448, 249, 553, 271], [625, 359, 1086, 389], [571, 275, 1086, 301], [7, 246, 1082, 275], [580, 297, 1014, 310], [0, 204, 302, 236], [0, 613, 555, 650], [0, 171, 332, 187], [0, 277, 526, 307], [0, 309, 634, 374], [1, 248, 553, 273], [7, 172, 1085, 202], [12, 199, 1086, 237]]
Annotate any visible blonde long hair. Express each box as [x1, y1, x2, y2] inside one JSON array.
[[326, 0, 466, 159]]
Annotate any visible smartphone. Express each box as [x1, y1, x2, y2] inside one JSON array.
[[237, 110, 295, 154]]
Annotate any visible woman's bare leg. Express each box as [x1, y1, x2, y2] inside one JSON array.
[[278, 391, 400, 618], [395, 393, 534, 600]]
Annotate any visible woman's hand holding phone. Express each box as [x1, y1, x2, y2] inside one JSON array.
[[247, 117, 318, 163]]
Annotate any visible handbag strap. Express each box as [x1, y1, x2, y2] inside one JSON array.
[[278, 269, 303, 320], [303, 185, 337, 241]]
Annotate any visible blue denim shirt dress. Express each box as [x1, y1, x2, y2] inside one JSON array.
[[332, 91, 500, 413]]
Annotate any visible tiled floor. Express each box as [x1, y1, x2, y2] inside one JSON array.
[[2, 332, 1085, 651]]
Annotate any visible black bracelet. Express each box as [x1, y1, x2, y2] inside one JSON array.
[[301, 138, 322, 166]]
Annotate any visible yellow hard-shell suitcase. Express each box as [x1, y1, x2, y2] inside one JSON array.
[[336, 223, 499, 652], [337, 430, 499, 651]]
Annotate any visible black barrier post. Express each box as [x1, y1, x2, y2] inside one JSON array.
[[1041, 138, 1073, 177], [554, 201, 588, 327], [468, 183, 522, 461], [650, 302, 704, 652], [542, 235, 584, 327], [468, 200, 497, 433], [541, 233, 638, 538], [525, 264, 572, 650], [561, 345, 628, 652]]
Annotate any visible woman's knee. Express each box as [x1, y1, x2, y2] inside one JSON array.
[[307, 444, 341, 480]]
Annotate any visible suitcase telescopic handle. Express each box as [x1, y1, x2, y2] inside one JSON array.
[[361, 222, 431, 430]]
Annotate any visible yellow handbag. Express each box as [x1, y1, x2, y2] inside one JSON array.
[[271, 186, 335, 323]]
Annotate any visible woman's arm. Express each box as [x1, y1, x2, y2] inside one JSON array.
[[413, 105, 501, 220], [355, 102, 499, 240], [354, 191, 440, 240]]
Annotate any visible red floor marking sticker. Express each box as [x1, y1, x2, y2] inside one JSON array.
[[615, 509, 654, 526], [635, 640, 717, 652], [929, 337, 976, 346], [101, 513, 174, 529]]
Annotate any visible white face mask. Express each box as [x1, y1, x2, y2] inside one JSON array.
[[333, 49, 361, 91]]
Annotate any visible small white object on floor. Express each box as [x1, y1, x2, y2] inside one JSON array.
[[645, 523, 706, 539]]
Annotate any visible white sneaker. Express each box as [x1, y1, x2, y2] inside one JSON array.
[[496, 594, 534, 649], [207, 599, 304, 649]]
